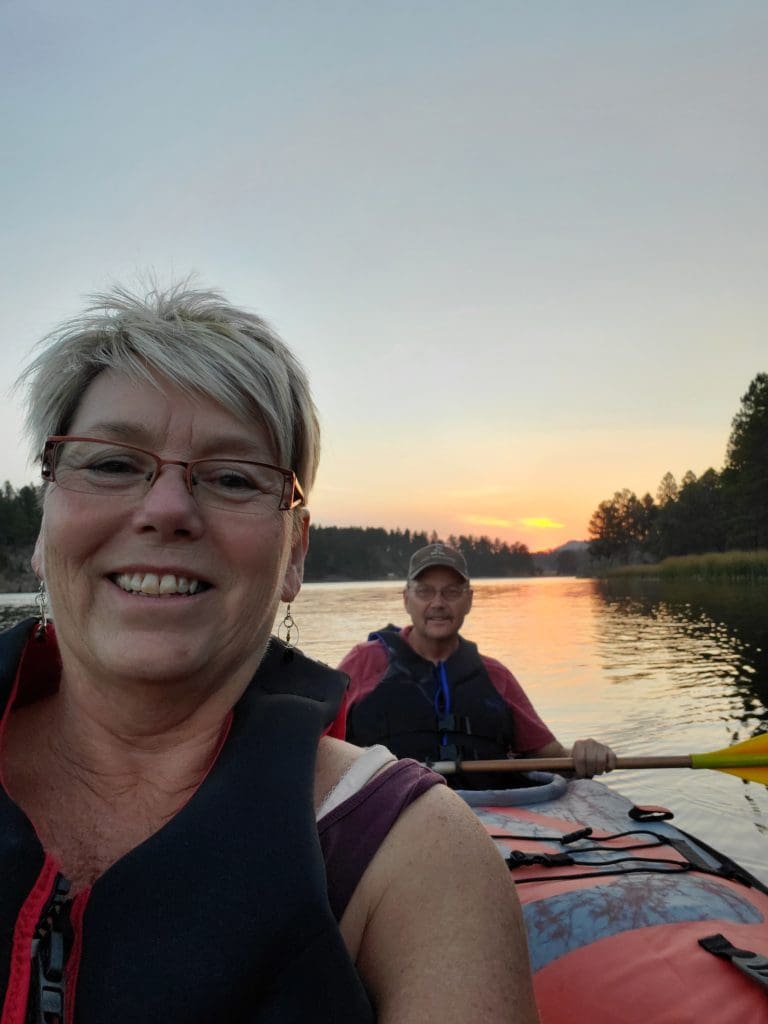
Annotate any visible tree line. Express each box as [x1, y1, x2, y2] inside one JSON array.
[[0, 483, 41, 548], [0, 483, 42, 589], [588, 373, 768, 565], [303, 527, 535, 581]]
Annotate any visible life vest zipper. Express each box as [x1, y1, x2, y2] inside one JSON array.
[[27, 874, 72, 1024]]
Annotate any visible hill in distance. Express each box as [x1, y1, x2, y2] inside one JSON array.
[[531, 539, 589, 576]]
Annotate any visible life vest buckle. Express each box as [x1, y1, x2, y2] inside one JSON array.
[[436, 713, 472, 735]]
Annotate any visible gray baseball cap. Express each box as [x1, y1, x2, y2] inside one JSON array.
[[407, 543, 470, 582]]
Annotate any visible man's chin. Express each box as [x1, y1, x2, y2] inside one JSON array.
[[425, 620, 455, 634]]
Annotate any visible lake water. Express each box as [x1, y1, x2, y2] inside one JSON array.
[[2, 577, 767, 884]]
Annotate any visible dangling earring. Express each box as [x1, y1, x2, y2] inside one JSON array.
[[35, 579, 49, 641], [278, 603, 298, 649]]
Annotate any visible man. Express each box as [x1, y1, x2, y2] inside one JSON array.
[[340, 542, 616, 787]]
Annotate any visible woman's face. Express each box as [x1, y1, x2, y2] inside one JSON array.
[[33, 369, 308, 696]]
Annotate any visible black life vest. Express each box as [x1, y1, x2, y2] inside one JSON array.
[[0, 619, 375, 1024], [345, 626, 516, 790]]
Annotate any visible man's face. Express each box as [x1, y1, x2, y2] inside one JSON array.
[[403, 566, 473, 646]]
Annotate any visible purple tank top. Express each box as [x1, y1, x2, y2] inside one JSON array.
[[319, 758, 445, 921]]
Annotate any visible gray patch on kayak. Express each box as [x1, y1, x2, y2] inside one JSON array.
[[523, 873, 764, 972]]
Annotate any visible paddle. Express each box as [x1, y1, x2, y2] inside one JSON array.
[[429, 732, 768, 785]]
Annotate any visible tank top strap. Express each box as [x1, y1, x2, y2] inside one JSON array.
[[316, 744, 397, 819], [318, 758, 445, 921]]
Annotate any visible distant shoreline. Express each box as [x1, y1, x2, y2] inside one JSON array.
[[606, 550, 768, 582]]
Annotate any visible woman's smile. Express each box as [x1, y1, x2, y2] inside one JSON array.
[[110, 571, 212, 596]]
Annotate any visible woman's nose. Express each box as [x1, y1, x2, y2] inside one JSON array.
[[133, 464, 205, 536]]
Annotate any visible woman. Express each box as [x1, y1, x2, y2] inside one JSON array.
[[2, 281, 539, 1023]]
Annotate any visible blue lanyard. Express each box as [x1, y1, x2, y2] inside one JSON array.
[[434, 662, 451, 746]]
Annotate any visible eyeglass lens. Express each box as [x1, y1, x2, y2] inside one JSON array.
[[412, 584, 467, 601]]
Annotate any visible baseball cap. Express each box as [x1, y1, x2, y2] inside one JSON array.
[[407, 543, 470, 582]]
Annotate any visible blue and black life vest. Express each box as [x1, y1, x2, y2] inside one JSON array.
[[345, 625, 517, 790], [0, 619, 375, 1024]]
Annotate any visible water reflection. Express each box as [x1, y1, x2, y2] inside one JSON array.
[[593, 578, 768, 884], [598, 579, 768, 739]]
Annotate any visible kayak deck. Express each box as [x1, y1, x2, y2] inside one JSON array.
[[469, 778, 768, 1023]]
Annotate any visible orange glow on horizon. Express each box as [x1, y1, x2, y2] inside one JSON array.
[[464, 514, 565, 532], [518, 517, 565, 530]]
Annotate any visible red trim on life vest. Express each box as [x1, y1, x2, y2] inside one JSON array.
[[0, 624, 62, 790], [324, 692, 348, 739], [6, 623, 61, 713], [64, 889, 89, 1024], [0, 856, 61, 1024]]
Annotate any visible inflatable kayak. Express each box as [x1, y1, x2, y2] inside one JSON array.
[[464, 776, 768, 1023]]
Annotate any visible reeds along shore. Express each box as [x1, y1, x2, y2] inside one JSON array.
[[608, 550, 768, 582]]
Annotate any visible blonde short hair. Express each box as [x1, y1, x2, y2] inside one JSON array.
[[17, 279, 321, 495]]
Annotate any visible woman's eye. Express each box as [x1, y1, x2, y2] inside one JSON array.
[[215, 472, 256, 491], [195, 466, 261, 492], [88, 457, 142, 475]]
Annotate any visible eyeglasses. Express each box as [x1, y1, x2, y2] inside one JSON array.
[[41, 436, 305, 515], [409, 583, 469, 602]]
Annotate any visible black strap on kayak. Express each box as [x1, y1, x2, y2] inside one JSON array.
[[491, 824, 761, 885], [671, 829, 768, 894], [698, 933, 768, 991], [487, 827, 671, 848], [488, 806, 768, 892], [506, 850, 692, 882], [628, 804, 674, 822]]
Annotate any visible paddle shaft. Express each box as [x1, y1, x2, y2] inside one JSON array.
[[430, 755, 693, 775]]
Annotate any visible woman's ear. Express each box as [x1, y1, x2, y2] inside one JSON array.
[[31, 532, 44, 580], [281, 511, 310, 602]]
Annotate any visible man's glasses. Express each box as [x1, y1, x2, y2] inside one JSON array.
[[409, 583, 469, 602], [41, 436, 305, 516]]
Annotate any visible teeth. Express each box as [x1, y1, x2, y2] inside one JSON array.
[[142, 573, 159, 594], [114, 572, 203, 596], [160, 574, 179, 594]]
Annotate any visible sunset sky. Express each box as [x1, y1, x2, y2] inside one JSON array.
[[2, 1, 765, 552]]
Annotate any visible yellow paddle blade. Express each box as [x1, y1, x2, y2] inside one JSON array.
[[691, 733, 768, 784]]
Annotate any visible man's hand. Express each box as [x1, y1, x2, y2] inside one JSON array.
[[570, 738, 617, 778]]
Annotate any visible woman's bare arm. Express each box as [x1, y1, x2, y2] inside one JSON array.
[[349, 783, 540, 1024]]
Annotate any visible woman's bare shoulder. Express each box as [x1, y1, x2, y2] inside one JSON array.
[[351, 783, 540, 1024]]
